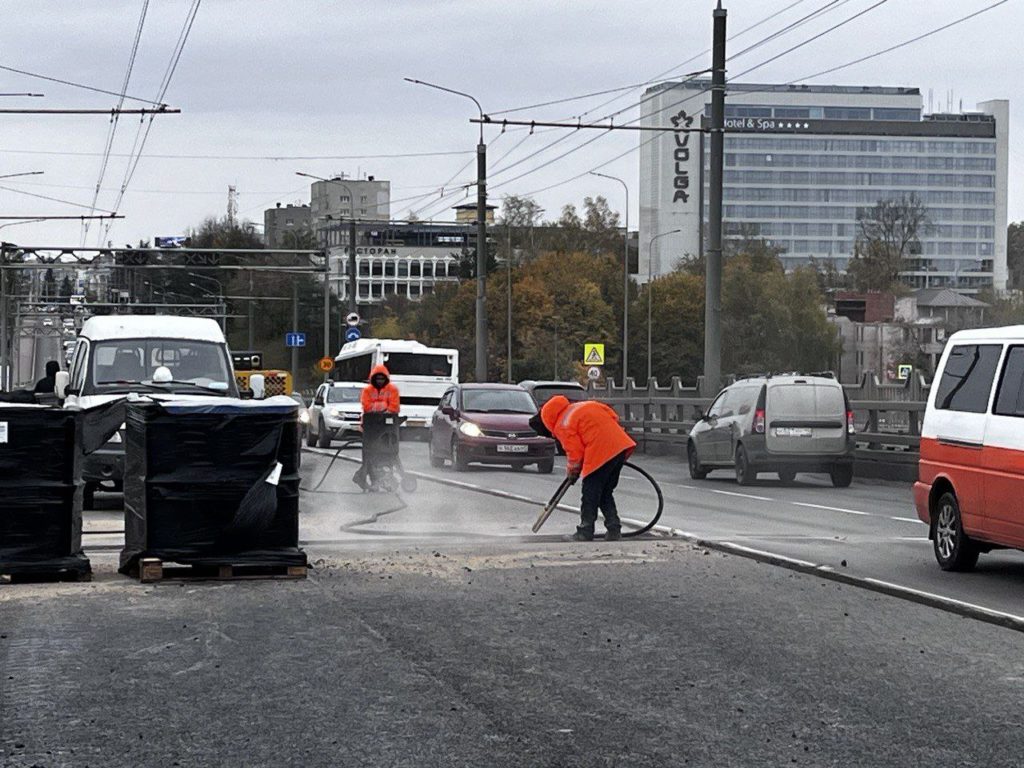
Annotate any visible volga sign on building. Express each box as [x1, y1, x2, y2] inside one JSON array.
[[639, 80, 1009, 293]]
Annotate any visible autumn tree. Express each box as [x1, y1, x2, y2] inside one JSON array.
[[847, 195, 929, 292]]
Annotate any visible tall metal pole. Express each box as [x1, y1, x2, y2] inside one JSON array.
[[291, 278, 299, 378], [348, 217, 358, 313], [0, 248, 7, 391], [704, 1, 727, 394], [476, 139, 488, 382], [590, 171, 629, 383], [322, 249, 331, 362], [506, 223, 512, 383], [247, 272, 254, 349]]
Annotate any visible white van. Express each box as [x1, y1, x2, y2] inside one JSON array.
[[57, 315, 238, 503], [915, 326, 1024, 570]]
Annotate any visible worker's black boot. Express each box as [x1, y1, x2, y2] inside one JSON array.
[[572, 527, 594, 542], [605, 528, 622, 542]]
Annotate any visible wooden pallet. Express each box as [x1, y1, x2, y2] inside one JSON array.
[[135, 557, 307, 584]]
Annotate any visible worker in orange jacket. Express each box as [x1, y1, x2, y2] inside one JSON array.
[[354, 364, 401, 490], [535, 395, 636, 541], [361, 364, 400, 414]]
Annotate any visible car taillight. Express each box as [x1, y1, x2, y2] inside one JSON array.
[[753, 409, 765, 434], [847, 410, 855, 435]]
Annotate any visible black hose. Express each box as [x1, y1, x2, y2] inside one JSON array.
[[302, 439, 363, 492], [618, 460, 664, 539]]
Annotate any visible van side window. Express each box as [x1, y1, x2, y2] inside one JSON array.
[[935, 344, 1002, 414], [994, 346, 1024, 417]]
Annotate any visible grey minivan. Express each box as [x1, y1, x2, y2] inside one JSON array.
[[687, 373, 856, 487]]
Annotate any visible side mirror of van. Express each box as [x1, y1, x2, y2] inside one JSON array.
[[54, 371, 70, 400], [249, 373, 266, 400]]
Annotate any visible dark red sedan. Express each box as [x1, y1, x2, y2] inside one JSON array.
[[429, 383, 556, 473]]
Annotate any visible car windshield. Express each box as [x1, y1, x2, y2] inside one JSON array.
[[384, 352, 452, 377], [462, 389, 537, 414], [90, 338, 231, 393], [533, 386, 586, 404], [327, 386, 362, 403]]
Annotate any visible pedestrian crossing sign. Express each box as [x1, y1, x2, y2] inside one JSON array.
[[584, 343, 605, 366]]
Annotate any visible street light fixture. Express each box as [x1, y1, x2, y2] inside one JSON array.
[[646, 229, 682, 383], [405, 77, 489, 382], [589, 171, 630, 383], [295, 171, 358, 315]]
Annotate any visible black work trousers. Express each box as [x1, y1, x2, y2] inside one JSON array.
[[578, 450, 627, 535]]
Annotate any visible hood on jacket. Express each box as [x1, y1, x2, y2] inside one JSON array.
[[369, 364, 391, 388], [540, 395, 571, 435]]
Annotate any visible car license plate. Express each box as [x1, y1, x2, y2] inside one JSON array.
[[497, 444, 529, 453], [775, 427, 812, 437]]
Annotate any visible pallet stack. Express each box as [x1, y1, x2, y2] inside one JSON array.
[[0, 405, 91, 583], [118, 397, 306, 582]]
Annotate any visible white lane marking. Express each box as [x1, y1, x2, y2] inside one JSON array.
[[792, 501, 871, 517], [709, 489, 772, 501], [893, 536, 929, 542], [862, 576, 1024, 626], [891, 516, 925, 524]]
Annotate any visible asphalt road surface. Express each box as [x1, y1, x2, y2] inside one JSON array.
[[6, 441, 1024, 765]]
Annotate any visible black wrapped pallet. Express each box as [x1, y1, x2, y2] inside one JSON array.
[[0, 405, 90, 580], [119, 397, 305, 574]]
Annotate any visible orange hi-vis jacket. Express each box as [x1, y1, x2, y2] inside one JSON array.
[[360, 364, 401, 414], [540, 396, 636, 478]]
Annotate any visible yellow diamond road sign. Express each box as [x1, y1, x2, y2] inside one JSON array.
[[584, 343, 605, 366]]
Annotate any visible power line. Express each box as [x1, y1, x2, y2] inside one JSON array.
[[0, 147, 476, 161], [0, 63, 166, 106], [0, 184, 117, 213], [84, 0, 150, 243]]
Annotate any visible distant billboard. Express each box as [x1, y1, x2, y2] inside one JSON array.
[[155, 236, 189, 248]]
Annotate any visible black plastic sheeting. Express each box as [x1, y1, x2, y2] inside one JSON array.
[[0, 405, 90, 575], [119, 398, 305, 573]]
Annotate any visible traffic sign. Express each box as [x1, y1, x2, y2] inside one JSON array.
[[345, 312, 361, 327], [584, 343, 605, 366], [897, 364, 913, 381], [317, 357, 335, 373], [285, 332, 306, 348], [345, 326, 362, 343], [587, 366, 602, 381]]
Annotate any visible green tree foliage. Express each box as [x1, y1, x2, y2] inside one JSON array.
[[1007, 222, 1024, 289]]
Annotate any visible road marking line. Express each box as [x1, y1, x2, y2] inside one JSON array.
[[792, 502, 871, 517], [710, 489, 772, 501], [891, 516, 925, 524]]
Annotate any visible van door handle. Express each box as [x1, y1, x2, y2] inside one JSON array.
[[937, 436, 983, 450]]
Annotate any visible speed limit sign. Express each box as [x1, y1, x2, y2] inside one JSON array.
[[317, 356, 335, 373]]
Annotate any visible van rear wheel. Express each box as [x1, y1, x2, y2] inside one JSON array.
[[933, 491, 980, 572], [830, 465, 853, 488], [778, 469, 796, 484], [735, 445, 754, 486]]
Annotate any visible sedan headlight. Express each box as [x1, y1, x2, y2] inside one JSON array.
[[459, 421, 483, 437], [298, 410, 310, 424]]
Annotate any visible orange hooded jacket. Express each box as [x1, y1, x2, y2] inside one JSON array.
[[360, 364, 401, 413], [540, 396, 636, 478]]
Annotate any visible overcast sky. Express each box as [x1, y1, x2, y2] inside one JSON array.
[[0, 0, 1019, 246]]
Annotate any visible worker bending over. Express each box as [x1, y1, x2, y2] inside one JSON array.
[[536, 396, 636, 541]]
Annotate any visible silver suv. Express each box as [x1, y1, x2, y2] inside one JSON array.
[[687, 373, 856, 487]]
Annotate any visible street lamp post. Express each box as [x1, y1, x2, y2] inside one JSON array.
[[589, 171, 630, 383], [646, 229, 682, 383], [405, 77, 488, 382], [187, 272, 225, 332]]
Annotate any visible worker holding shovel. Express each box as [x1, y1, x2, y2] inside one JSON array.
[[531, 396, 636, 541]]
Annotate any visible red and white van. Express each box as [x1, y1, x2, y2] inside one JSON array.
[[915, 326, 1024, 571]]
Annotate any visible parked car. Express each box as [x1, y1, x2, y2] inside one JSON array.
[[914, 328, 1024, 571], [307, 381, 363, 448], [518, 380, 587, 407], [429, 383, 556, 472], [687, 373, 855, 487]]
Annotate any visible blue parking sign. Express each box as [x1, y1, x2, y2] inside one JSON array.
[[285, 332, 306, 348]]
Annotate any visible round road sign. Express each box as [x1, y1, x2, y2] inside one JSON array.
[[345, 312, 361, 327], [587, 366, 601, 381], [317, 356, 335, 373]]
